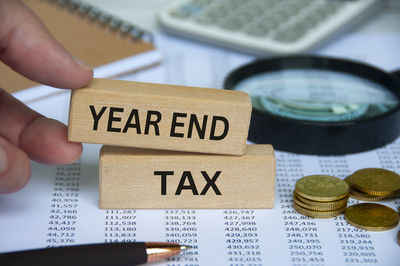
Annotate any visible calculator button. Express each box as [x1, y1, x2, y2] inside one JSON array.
[[243, 24, 273, 37], [273, 28, 307, 42], [218, 18, 244, 31], [193, 15, 216, 25]]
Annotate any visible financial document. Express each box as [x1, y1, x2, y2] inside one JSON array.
[[1, 33, 400, 265]]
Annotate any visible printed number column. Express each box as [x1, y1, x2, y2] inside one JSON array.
[[335, 215, 377, 264], [164, 210, 199, 265], [46, 161, 81, 247], [223, 210, 262, 265], [277, 152, 325, 264], [104, 210, 137, 243]]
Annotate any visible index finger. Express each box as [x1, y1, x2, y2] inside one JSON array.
[[0, 0, 93, 89]]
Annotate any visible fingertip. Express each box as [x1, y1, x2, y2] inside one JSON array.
[[61, 140, 83, 164], [67, 65, 94, 90], [19, 117, 83, 164], [0, 139, 30, 194], [65, 55, 94, 89]]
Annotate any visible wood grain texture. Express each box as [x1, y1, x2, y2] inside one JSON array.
[[100, 144, 275, 209], [68, 78, 251, 155]]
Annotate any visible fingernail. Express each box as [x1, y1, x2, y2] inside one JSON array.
[[72, 55, 92, 70], [0, 145, 8, 174]]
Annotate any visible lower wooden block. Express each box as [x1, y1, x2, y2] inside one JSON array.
[[100, 144, 275, 209]]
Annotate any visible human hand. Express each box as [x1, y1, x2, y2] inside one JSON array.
[[0, 0, 93, 193]]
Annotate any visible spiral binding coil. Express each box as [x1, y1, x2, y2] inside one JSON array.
[[46, 0, 153, 43]]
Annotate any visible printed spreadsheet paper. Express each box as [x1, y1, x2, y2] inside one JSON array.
[[1, 33, 400, 265]]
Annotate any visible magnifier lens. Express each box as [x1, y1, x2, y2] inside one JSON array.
[[233, 69, 399, 122]]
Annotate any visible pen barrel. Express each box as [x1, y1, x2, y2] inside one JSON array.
[[1, 242, 147, 266]]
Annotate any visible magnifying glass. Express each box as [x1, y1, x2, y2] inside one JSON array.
[[224, 56, 400, 155]]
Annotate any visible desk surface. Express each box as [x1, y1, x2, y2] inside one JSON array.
[[1, 1, 400, 266]]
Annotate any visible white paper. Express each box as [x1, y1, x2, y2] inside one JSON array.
[[1, 33, 400, 265]]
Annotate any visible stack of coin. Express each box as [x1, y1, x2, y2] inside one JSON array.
[[344, 203, 399, 231], [293, 175, 349, 218], [345, 168, 400, 201]]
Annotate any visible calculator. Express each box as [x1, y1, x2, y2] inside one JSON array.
[[158, 0, 383, 55]]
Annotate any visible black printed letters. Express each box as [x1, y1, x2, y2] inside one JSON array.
[[89, 105, 229, 140], [154, 171, 222, 196]]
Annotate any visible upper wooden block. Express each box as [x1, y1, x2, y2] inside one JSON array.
[[100, 144, 275, 209], [68, 78, 251, 155]]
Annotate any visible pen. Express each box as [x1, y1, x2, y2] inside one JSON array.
[[1, 242, 190, 266]]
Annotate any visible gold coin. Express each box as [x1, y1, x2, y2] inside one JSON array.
[[350, 168, 400, 197], [344, 203, 399, 231], [349, 190, 391, 201], [295, 191, 349, 207], [293, 201, 346, 219], [293, 194, 347, 211], [295, 175, 349, 202], [344, 176, 390, 201]]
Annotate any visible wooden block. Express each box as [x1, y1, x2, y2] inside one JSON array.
[[68, 78, 251, 155], [100, 144, 275, 209]]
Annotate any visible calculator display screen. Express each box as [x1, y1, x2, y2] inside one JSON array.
[[233, 69, 399, 122]]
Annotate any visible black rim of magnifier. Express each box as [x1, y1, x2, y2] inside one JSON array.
[[224, 55, 400, 155]]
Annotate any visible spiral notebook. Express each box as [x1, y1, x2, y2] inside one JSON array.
[[1, 0, 159, 93]]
